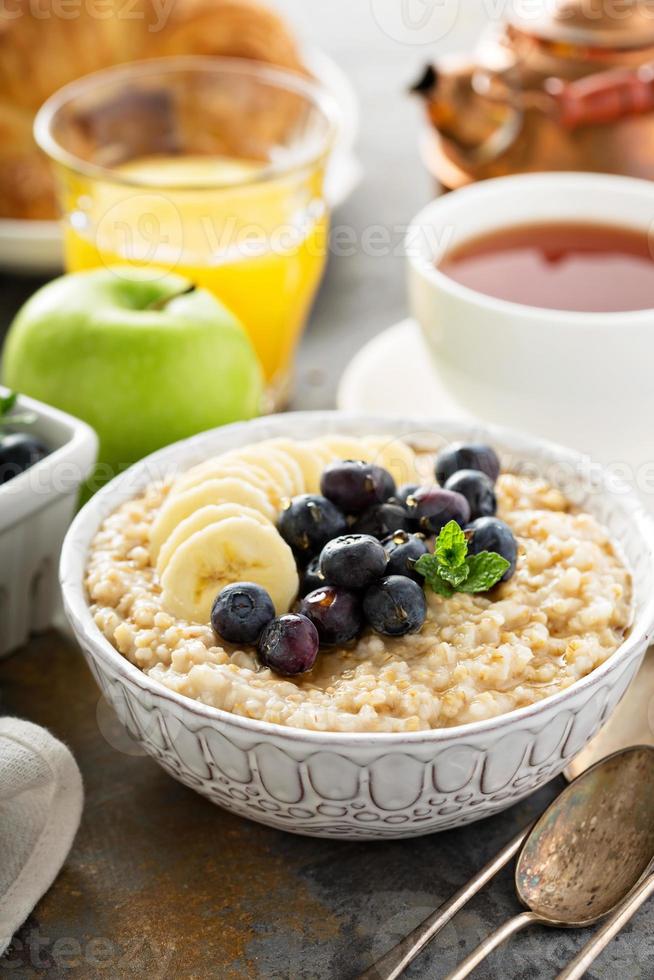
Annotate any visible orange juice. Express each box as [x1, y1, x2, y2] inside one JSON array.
[[62, 155, 329, 399]]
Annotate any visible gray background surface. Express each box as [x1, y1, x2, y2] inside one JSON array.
[[0, 1, 652, 976]]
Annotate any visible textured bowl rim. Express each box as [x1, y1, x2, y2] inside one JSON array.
[[60, 411, 654, 746]]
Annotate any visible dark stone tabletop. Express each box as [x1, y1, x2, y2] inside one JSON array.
[[0, 3, 651, 977]]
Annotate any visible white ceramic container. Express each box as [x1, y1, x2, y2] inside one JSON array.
[[60, 413, 654, 839], [0, 386, 97, 657], [407, 173, 654, 481]]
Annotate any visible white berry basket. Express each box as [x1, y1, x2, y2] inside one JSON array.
[[61, 413, 654, 839], [0, 386, 97, 657]]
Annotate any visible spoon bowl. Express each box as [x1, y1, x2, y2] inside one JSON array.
[[446, 745, 654, 980], [517, 745, 654, 926]]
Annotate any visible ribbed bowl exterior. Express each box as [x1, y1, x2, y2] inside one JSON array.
[[61, 414, 654, 839]]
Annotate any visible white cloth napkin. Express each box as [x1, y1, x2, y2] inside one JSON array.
[[0, 718, 83, 955]]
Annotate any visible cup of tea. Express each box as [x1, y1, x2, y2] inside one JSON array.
[[407, 172, 654, 477]]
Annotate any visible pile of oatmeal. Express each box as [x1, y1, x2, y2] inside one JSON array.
[[86, 472, 632, 733]]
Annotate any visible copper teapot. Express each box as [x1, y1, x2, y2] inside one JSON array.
[[414, 0, 654, 188]]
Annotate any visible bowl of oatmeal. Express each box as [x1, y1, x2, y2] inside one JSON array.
[[61, 413, 654, 839]]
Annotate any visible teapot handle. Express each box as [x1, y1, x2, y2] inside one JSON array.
[[546, 64, 654, 129]]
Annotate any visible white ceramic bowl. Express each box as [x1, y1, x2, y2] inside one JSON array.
[[407, 173, 654, 477], [0, 386, 97, 657], [60, 413, 654, 839]]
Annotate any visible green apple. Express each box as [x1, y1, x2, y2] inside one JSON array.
[[2, 267, 262, 491]]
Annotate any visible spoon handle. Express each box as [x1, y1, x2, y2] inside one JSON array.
[[445, 911, 540, 980], [357, 827, 529, 980], [557, 874, 654, 980]]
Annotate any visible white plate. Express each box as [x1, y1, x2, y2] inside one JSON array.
[[0, 48, 361, 275], [337, 318, 471, 420]]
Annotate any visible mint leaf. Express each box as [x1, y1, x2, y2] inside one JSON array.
[[434, 520, 468, 568], [459, 552, 510, 593], [414, 554, 454, 597], [0, 391, 36, 430], [0, 392, 18, 419], [416, 523, 511, 599], [439, 562, 470, 587]]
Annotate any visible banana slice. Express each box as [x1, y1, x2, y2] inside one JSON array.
[[161, 516, 299, 624], [308, 440, 337, 472], [260, 446, 305, 496], [364, 435, 421, 486], [267, 438, 324, 493], [156, 503, 271, 576], [150, 477, 276, 560], [225, 444, 304, 499], [171, 458, 279, 501], [315, 435, 372, 465]]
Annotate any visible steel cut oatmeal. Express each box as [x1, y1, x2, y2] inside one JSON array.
[[86, 436, 632, 733]]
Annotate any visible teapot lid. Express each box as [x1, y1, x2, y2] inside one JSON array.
[[508, 0, 654, 49]]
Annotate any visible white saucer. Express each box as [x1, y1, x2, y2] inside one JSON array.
[[337, 318, 471, 419]]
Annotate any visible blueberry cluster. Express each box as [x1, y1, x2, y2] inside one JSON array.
[[211, 442, 518, 677], [0, 392, 49, 486], [0, 433, 49, 485]]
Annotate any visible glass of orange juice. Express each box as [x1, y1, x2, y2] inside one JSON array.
[[35, 57, 337, 408]]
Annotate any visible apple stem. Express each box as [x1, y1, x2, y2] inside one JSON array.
[[147, 284, 197, 311]]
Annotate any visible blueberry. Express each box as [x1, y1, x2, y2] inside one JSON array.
[[299, 587, 363, 646], [299, 556, 326, 596], [319, 534, 388, 590], [467, 517, 518, 581], [394, 483, 420, 507], [258, 614, 319, 675], [320, 460, 396, 514], [0, 432, 49, 485], [382, 530, 429, 582], [406, 485, 471, 534], [211, 582, 275, 645], [352, 502, 411, 539], [363, 576, 427, 636], [444, 470, 496, 520], [435, 443, 500, 486], [277, 493, 347, 558]]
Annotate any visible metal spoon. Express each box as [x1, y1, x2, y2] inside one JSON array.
[[557, 871, 654, 980], [360, 654, 654, 980], [555, 649, 654, 977], [445, 745, 654, 980], [358, 826, 530, 980]]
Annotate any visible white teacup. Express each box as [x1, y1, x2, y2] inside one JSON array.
[[407, 173, 654, 490]]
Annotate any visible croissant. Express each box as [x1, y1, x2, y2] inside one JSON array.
[[0, 0, 306, 219], [141, 0, 305, 67], [0, 100, 58, 219]]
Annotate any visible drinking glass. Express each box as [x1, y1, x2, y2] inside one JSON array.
[[35, 57, 337, 408]]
